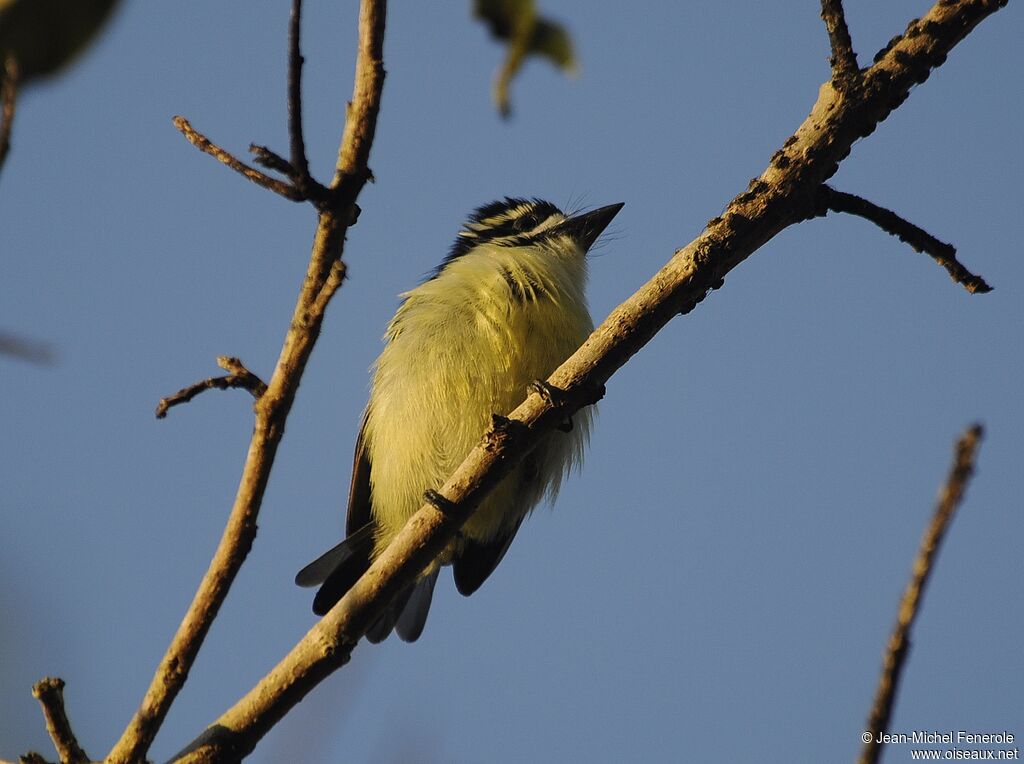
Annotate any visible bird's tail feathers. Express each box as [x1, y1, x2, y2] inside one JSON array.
[[295, 522, 375, 588], [395, 567, 440, 642]]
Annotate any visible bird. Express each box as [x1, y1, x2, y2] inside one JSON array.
[[295, 197, 623, 642]]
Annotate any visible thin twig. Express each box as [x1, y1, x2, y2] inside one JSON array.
[[31, 678, 89, 764], [820, 0, 859, 84], [172, 116, 306, 201], [1, 54, 19, 173], [250, 143, 294, 175], [107, 2, 387, 762], [859, 424, 984, 764], [819, 185, 992, 294], [155, 357, 267, 419], [169, 3, 1008, 760], [288, 0, 313, 193]]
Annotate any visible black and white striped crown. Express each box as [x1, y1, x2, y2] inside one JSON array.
[[441, 197, 565, 268]]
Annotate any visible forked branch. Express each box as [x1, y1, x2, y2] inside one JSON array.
[[171, 0, 331, 208], [105, 1, 387, 762], [155, 357, 267, 419], [171, 3, 1006, 761], [172, 116, 308, 202]]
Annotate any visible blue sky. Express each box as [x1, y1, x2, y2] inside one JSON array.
[[2, 2, 1021, 762]]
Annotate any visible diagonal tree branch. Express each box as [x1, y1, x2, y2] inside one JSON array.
[[859, 424, 984, 764], [817, 185, 992, 293], [105, 2, 387, 762], [171, 1, 1007, 760]]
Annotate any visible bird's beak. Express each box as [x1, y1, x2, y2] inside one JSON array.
[[559, 202, 624, 252]]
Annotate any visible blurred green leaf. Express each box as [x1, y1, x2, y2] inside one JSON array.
[[473, 0, 577, 117], [530, 18, 574, 72], [0, 0, 121, 83]]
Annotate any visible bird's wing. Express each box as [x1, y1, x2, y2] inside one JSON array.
[[346, 413, 373, 536], [294, 521, 374, 588], [296, 414, 379, 616]]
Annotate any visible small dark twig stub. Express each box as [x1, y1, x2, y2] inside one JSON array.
[[250, 144, 294, 176], [859, 424, 984, 764], [31, 677, 90, 764], [20, 752, 53, 764], [818, 185, 992, 294], [820, 0, 860, 84], [156, 356, 267, 419], [1, 54, 19, 172]]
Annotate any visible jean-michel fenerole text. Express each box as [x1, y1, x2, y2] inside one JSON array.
[[874, 731, 1015, 745]]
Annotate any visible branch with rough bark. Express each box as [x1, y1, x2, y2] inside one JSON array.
[[17, 0, 1006, 761], [99, 1, 386, 762], [167, 1, 1003, 761], [30, 678, 89, 764], [820, 0, 859, 84], [155, 357, 267, 419], [859, 424, 984, 764]]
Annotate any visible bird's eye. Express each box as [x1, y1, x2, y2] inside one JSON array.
[[513, 212, 542, 232]]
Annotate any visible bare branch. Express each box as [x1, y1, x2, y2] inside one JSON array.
[[107, 2, 387, 761], [172, 116, 306, 202], [155, 357, 267, 419], [31, 678, 89, 764], [288, 0, 313, 193], [168, 3, 1009, 759], [820, 0, 859, 83], [171, 4, 332, 209], [859, 424, 984, 764], [818, 185, 992, 294], [1, 54, 18, 173], [331, 0, 386, 191]]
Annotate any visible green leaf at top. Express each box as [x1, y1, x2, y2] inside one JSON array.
[[473, 0, 577, 118], [0, 0, 122, 83]]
